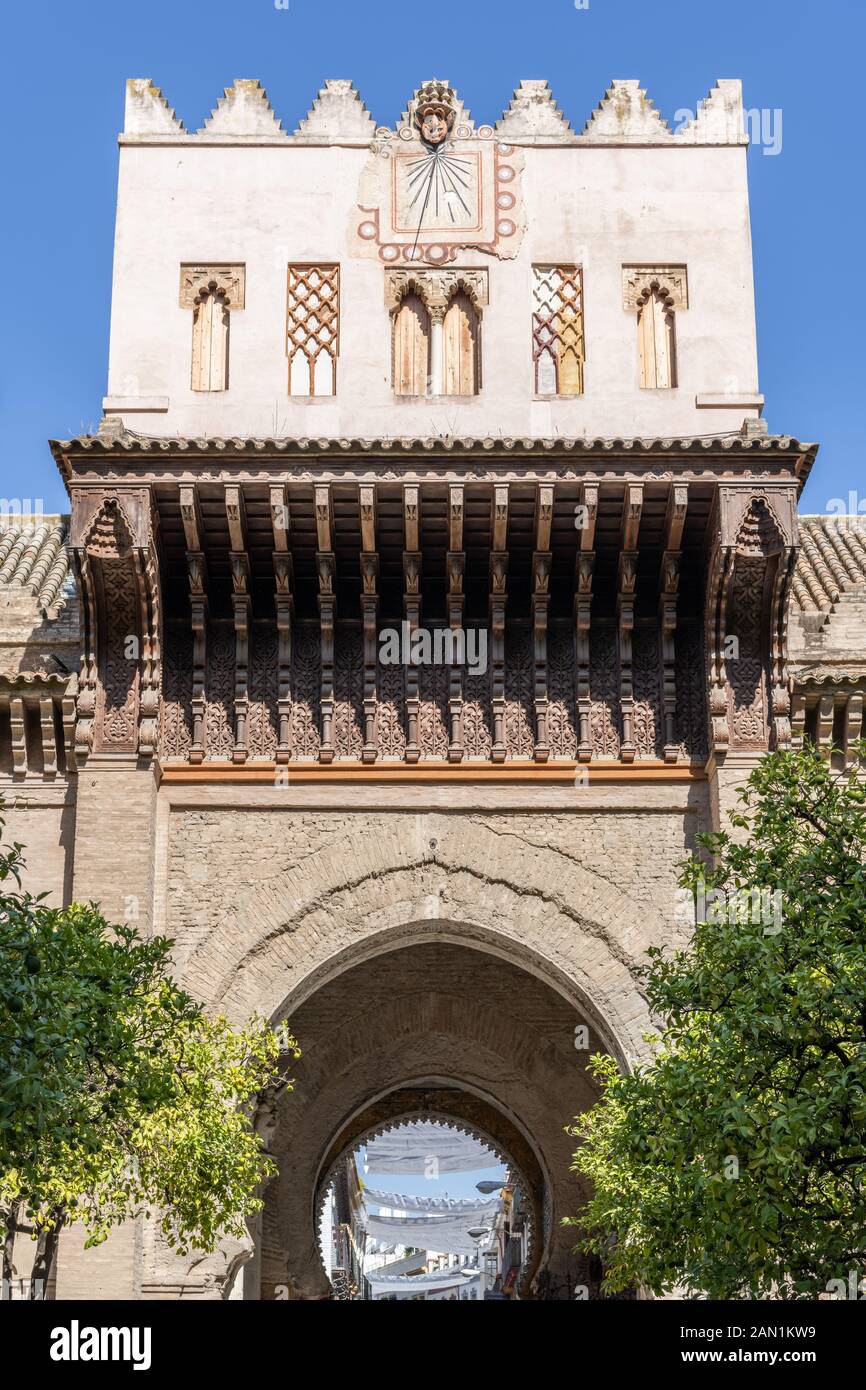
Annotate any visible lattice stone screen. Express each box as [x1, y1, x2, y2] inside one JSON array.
[[532, 266, 584, 396], [287, 264, 340, 396]]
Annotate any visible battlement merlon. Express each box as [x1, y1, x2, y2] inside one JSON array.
[[120, 76, 749, 146]]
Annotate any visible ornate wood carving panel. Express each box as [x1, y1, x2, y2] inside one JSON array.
[[418, 660, 450, 760], [248, 624, 279, 760], [589, 626, 621, 759], [504, 628, 534, 760], [547, 625, 577, 759], [291, 626, 322, 759], [728, 557, 769, 749], [632, 625, 664, 760], [675, 620, 708, 761], [150, 598, 712, 764], [93, 560, 140, 752], [333, 625, 364, 759], [376, 657, 407, 759], [161, 620, 193, 760], [204, 623, 235, 760], [463, 666, 492, 760]]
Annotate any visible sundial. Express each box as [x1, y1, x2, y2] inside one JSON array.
[[396, 146, 480, 234], [353, 80, 524, 265]]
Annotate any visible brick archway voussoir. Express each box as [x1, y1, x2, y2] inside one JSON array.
[[209, 874, 653, 1066]]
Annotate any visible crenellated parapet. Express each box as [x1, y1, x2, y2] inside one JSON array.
[[120, 75, 749, 147]]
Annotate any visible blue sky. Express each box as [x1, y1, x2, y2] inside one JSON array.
[[2, 0, 862, 513]]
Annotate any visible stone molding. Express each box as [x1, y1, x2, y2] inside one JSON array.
[[384, 267, 489, 315], [622, 265, 689, 312], [178, 264, 246, 311]]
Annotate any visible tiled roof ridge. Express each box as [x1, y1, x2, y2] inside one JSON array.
[[793, 515, 866, 615], [51, 427, 816, 455], [0, 517, 71, 611]]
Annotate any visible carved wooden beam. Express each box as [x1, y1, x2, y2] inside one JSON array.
[[843, 691, 864, 766], [769, 541, 797, 752], [69, 487, 161, 762], [315, 484, 336, 764], [9, 696, 26, 775], [61, 688, 77, 775], [71, 530, 97, 760], [659, 484, 688, 763], [359, 483, 379, 763], [532, 484, 553, 763], [180, 485, 208, 763], [403, 484, 421, 764], [705, 535, 734, 755], [618, 484, 643, 764], [39, 694, 58, 778], [705, 486, 799, 754], [816, 692, 835, 754], [225, 485, 250, 765], [135, 509, 162, 761], [490, 483, 509, 764], [270, 484, 293, 764], [790, 690, 807, 748], [447, 483, 465, 763], [574, 482, 597, 763]]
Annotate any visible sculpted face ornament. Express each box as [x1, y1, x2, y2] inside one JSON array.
[[415, 81, 456, 148], [420, 107, 450, 146]]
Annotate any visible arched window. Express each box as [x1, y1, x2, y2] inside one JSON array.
[[392, 292, 430, 396], [623, 266, 687, 392], [442, 290, 480, 396], [637, 285, 677, 389], [191, 288, 230, 391], [180, 265, 245, 394]]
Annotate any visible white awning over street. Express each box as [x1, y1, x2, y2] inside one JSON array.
[[363, 1188, 500, 1216], [362, 1209, 495, 1257], [363, 1121, 496, 1174]]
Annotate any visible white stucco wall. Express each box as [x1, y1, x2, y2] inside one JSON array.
[[104, 77, 761, 442]]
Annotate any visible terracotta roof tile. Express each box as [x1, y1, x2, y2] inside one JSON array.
[[0, 517, 71, 611], [793, 516, 866, 614]]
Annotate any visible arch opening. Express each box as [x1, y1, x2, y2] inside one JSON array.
[[251, 935, 617, 1300], [317, 1108, 532, 1301]]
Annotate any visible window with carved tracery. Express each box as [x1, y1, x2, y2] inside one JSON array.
[[532, 265, 584, 396], [392, 292, 430, 396], [622, 267, 687, 391], [386, 269, 487, 399], [179, 264, 245, 394], [287, 264, 340, 396]]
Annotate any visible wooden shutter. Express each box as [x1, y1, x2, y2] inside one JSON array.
[[393, 293, 430, 396], [443, 291, 479, 396]]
